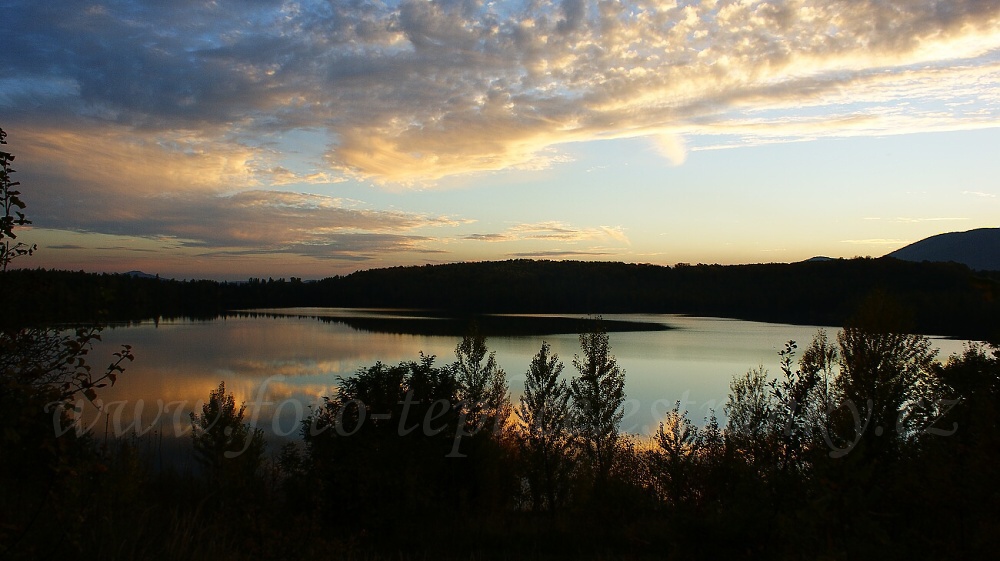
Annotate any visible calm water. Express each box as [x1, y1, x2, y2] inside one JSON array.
[[77, 310, 971, 450]]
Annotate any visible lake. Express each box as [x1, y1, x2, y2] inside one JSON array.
[[73, 309, 971, 461]]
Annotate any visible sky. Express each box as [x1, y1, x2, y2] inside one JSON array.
[[3, 0, 999, 281]]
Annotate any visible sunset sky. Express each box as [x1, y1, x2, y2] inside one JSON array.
[[4, 0, 999, 280]]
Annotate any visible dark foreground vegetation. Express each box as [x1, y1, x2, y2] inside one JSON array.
[[4, 255, 1000, 340], [3, 302, 1000, 560]]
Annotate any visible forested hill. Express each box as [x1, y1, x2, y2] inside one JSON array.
[[887, 227, 1000, 271], [4, 257, 999, 340]]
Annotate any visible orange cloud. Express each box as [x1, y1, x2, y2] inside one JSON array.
[[7, 0, 999, 187]]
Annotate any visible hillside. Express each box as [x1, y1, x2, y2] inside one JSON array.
[[888, 228, 1000, 271]]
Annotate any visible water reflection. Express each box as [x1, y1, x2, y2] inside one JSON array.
[[80, 311, 971, 458]]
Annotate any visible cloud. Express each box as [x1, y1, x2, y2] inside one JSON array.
[[466, 222, 629, 244], [197, 233, 446, 262], [652, 134, 688, 166], [464, 233, 513, 242], [508, 250, 614, 258], [111, 190, 465, 260], [687, 62, 1000, 150], [5, 0, 1000, 185], [891, 217, 970, 223], [841, 239, 910, 245], [96, 246, 159, 253], [962, 190, 997, 198], [858, 216, 972, 223], [259, 167, 347, 186], [30, 180, 466, 262], [3, 121, 472, 262]]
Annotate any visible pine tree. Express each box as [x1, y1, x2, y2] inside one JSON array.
[[517, 341, 572, 511], [570, 322, 626, 489], [454, 327, 511, 436]]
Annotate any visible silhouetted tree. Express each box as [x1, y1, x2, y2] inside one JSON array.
[[916, 342, 1000, 557], [304, 355, 483, 531], [829, 294, 939, 462], [798, 329, 840, 428], [0, 126, 133, 483], [454, 327, 511, 437], [718, 300, 946, 557], [0, 129, 134, 558], [0, 127, 35, 272], [190, 381, 265, 485], [452, 330, 518, 515], [516, 341, 573, 512], [724, 334, 841, 476], [725, 365, 775, 467], [649, 402, 699, 507], [570, 321, 626, 492]]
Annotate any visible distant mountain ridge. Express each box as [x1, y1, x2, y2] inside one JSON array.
[[887, 228, 1000, 271]]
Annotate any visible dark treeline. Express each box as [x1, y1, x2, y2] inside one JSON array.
[[4, 256, 1000, 339], [3, 307, 1000, 560]]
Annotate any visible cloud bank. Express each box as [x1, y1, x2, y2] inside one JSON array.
[[466, 222, 628, 244], [5, 0, 1000, 185]]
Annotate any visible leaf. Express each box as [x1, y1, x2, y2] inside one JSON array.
[[84, 388, 97, 402]]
